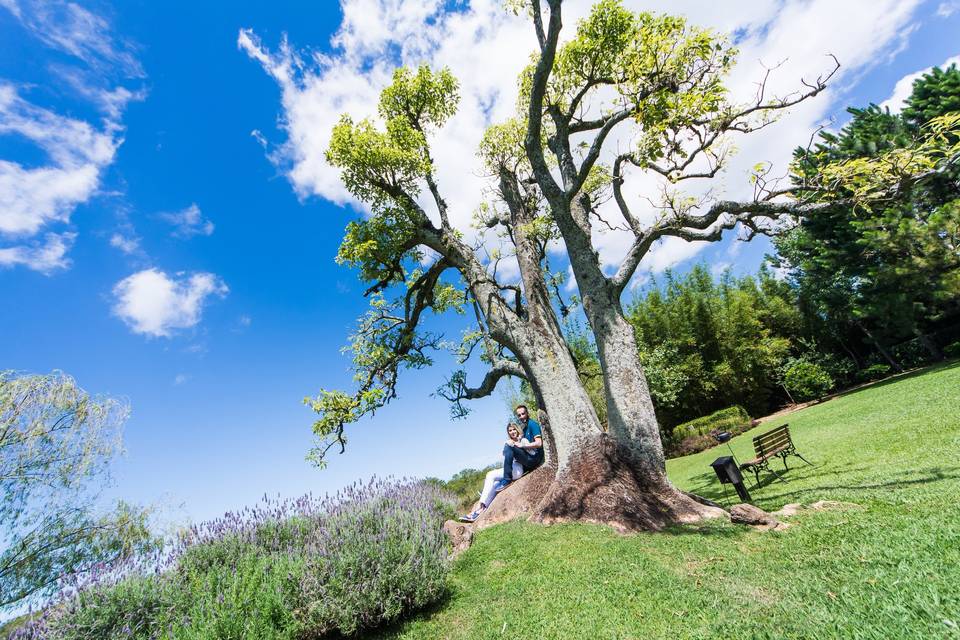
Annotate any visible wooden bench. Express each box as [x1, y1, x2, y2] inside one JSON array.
[[739, 424, 812, 486]]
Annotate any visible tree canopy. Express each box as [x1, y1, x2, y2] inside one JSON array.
[[776, 64, 960, 362], [306, 0, 847, 471]]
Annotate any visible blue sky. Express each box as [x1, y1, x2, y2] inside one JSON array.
[[2, 0, 958, 527]]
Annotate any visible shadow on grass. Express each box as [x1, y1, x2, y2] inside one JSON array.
[[681, 463, 826, 502], [660, 520, 746, 538], [682, 459, 960, 507], [369, 589, 455, 640], [755, 465, 960, 504]]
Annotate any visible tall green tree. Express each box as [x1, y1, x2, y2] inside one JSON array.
[[777, 65, 960, 364], [308, 0, 842, 530], [626, 265, 797, 427], [0, 371, 156, 609]]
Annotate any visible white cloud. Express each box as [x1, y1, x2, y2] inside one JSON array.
[[881, 54, 960, 113], [243, 0, 923, 277], [0, 1, 144, 272], [0, 85, 117, 237], [109, 232, 140, 254], [937, 1, 960, 18], [158, 203, 215, 238], [112, 268, 229, 338], [0, 231, 75, 272], [173, 373, 189, 385], [1, 0, 144, 78]]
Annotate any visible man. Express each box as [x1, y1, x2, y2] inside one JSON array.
[[494, 404, 544, 492]]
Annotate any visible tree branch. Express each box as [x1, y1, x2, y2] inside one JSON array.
[[610, 198, 841, 294], [436, 359, 527, 419], [569, 108, 634, 199], [525, 0, 564, 205]]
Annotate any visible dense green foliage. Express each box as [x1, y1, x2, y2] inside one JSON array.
[[16, 481, 456, 640], [625, 265, 802, 427], [777, 65, 960, 366], [781, 357, 834, 402], [375, 362, 960, 639]]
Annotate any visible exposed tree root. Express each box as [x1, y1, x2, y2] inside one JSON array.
[[471, 435, 726, 533], [472, 464, 555, 531]]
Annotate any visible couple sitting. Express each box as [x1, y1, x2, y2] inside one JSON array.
[[459, 405, 544, 523]]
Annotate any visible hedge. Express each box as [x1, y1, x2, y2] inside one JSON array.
[[672, 405, 752, 441]]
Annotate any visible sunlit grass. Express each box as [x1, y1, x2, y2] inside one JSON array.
[[378, 362, 960, 640]]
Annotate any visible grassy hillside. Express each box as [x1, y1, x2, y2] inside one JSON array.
[[377, 362, 960, 639]]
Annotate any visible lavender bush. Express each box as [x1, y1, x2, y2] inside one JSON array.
[[14, 479, 456, 639]]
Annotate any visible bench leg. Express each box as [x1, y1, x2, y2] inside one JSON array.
[[743, 465, 761, 489], [795, 452, 814, 467], [766, 463, 788, 484]]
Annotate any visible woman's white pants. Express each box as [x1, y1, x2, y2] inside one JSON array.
[[478, 460, 524, 508]]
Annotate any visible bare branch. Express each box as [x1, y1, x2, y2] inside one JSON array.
[[525, 0, 564, 205], [569, 108, 634, 198], [436, 359, 527, 419]]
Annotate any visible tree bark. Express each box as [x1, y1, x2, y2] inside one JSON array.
[[855, 320, 903, 372], [477, 273, 724, 531]]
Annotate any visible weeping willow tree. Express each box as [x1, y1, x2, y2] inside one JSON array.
[[306, 0, 849, 530]]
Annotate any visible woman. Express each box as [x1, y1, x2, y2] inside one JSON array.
[[458, 423, 528, 523]]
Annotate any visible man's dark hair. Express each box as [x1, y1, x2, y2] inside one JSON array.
[[515, 404, 528, 413]]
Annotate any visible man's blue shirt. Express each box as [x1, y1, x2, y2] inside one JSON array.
[[522, 419, 542, 445]]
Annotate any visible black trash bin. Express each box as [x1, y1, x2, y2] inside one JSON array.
[[710, 456, 751, 502]]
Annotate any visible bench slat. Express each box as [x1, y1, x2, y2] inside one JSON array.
[[752, 425, 792, 457], [740, 424, 809, 478], [754, 426, 790, 441], [756, 435, 791, 451]]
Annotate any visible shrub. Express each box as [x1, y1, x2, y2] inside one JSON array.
[[672, 406, 751, 442], [890, 337, 934, 369], [291, 481, 455, 636], [856, 363, 892, 383], [15, 479, 456, 640], [813, 352, 857, 387], [665, 406, 756, 458], [782, 358, 834, 402], [945, 341, 960, 359], [17, 574, 182, 640]]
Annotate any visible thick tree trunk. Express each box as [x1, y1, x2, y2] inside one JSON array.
[[485, 279, 722, 530], [512, 320, 602, 471], [484, 297, 724, 532], [555, 288, 723, 531]]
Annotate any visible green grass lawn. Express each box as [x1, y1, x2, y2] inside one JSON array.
[[376, 362, 960, 640]]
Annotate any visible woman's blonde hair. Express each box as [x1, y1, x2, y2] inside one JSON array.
[[506, 421, 521, 439]]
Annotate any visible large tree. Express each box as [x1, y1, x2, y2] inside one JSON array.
[[777, 65, 960, 365], [310, 0, 843, 531]]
